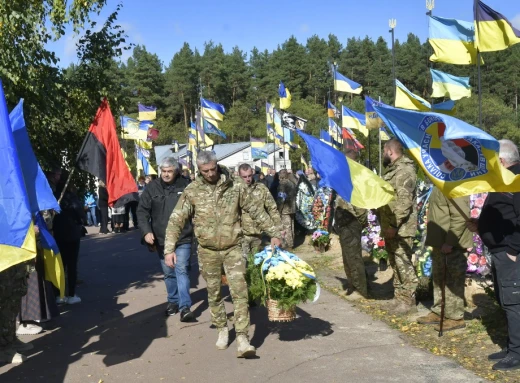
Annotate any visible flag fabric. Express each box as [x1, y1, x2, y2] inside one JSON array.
[[279, 81, 292, 110], [474, 1, 520, 52], [121, 116, 149, 141], [334, 70, 363, 94], [0, 81, 36, 271], [121, 148, 131, 171], [138, 103, 157, 120], [203, 118, 227, 139], [365, 96, 386, 130], [273, 109, 284, 137], [179, 157, 189, 169], [35, 212, 65, 297], [261, 161, 271, 174], [188, 132, 197, 146], [301, 155, 308, 170], [320, 129, 333, 147], [380, 127, 391, 141], [373, 103, 520, 198], [135, 138, 152, 150], [343, 127, 364, 150], [428, 16, 481, 65], [327, 101, 340, 118], [431, 69, 471, 100], [201, 98, 225, 121], [251, 137, 268, 159], [297, 130, 394, 209], [266, 102, 274, 125], [10, 99, 60, 214], [328, 118, 342, 138], [76, 99, 138, 207], [395, 80, 456, 115], [342, 105, 369, 137], [281, 111, 307, 131], [136, 145, 157, 175], [147, 128, 160, 141], [191, 120, 214, 147]]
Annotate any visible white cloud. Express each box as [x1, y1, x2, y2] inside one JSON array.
[[300, 24, 309, 33], [119, 21, 144, 45], [512, 14, 520, 30]]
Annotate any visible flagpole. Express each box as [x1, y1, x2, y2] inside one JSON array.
[[426, 0, 435, 108], [378, 96, 382, 176], [478, 50, 482, 128], [389, 19, 397, 103]]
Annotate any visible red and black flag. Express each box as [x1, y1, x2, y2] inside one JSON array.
[[76, 99, 138, 207]]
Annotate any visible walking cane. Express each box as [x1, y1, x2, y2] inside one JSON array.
[[58, 168, 76, 204]]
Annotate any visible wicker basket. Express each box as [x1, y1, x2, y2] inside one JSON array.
[[266, 299, 296, 322]]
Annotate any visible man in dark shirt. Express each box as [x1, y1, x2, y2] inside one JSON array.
[[467, 139, 520, 371], [137, 157, 194, 321]]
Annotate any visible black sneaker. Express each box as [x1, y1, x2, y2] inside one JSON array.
[[165, 303, 179, 316], [488, 348, 508, 361], [180, 308, 195, 322], [492, 355, 520, 371]]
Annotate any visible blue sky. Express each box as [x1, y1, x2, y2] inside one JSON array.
[[48, 0, 520, 68]]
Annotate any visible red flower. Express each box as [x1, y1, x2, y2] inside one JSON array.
[[479, 256, 487, 266], [377, 240, 385, 247], [468, 253, 479, 265]]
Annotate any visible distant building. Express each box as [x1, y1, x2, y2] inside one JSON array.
[[154, 142, 291, 173]]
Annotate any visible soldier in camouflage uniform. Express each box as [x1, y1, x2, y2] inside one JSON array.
[[0, 263, 30, 364], [237, 164, 281, 258], [164, 151, 282, 358], [275, 170, 296, 248], [378, 138, 418, 314], [418, 187, 472, 331], [333, 149, 369, 298]]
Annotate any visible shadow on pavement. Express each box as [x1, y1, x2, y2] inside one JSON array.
[[0, 231, 170, 382]]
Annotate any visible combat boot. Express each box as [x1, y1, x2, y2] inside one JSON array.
[[215, 327, 229, 350], [236, 335, 256, 358], [0, 345, 26, 364], [389, 296, 417, 315]]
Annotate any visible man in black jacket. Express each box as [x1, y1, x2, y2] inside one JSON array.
[[137, 158, 194, 321], [467, 139, 520, 371]]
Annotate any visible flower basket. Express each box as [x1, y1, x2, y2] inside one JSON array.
[[267, 298, 296, 322], [310, 229, 330, 253], [313, 243, 329, 253]]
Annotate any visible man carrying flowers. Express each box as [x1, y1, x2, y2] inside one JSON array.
[[163, 151, 282, 358]]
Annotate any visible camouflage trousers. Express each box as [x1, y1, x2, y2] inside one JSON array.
[[430, 248, 467, 320], [385, 236, 418, 302], [334, 214, 367, 297], [0, 263, 29, 347], [198, 246, 249, 335], [281, 214, 294, 249], [241, 235, 263, 259]]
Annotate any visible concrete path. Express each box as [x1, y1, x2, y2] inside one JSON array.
[[0, 229, 484, 383]]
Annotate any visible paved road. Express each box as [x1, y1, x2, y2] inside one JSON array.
[[0, 229, 484, 383]]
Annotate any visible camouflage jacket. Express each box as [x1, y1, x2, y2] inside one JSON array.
[[378, 155, 417, 238], [241, 181, 281, 237], [164, 166, 282, 253], [335, 196, 368, 227]]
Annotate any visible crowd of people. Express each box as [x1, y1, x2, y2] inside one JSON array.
[[3, 138, 520, 371]]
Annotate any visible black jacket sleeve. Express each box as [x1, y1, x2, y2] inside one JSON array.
[[507, 192, 520, 255], [137, 187, 153, 238]]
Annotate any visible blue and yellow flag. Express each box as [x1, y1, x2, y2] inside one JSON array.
[[121, 116, 149, 141], [297, 130, 394, 209], [328, 118, 342, 138], [203, 118, 227, 139], [320, 129, 333, 147], [136, 145, 157, 175], [138, 103, 157, 121], [342, 105, 368, 137], [10, 100, 60, 214], [35, 213, 65, 297], [395, 80, 455, 115], [431, 69, 471, 101], [279, 82, 292, 110], [273, 109, 284, 138], [190, 121, 214, 147], [301, 154, 308, 170], [188, 132, 197, 146], [327, 101, 340, 118], [365, 96, 385, 130], [266, 102, 274, 125], [251, 137, 268, 159], [334, 70, 363, 94], [475, 1, 520, 52], [0, 81, 36, 272], [373, 103, 520, 198], [429, 15, 481, 65], [201, 98, 225, 121]]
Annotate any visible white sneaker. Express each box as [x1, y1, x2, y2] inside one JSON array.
[[16, 323, 43, 336], [56, 296, 68, 305], [66, 295, 82, 304], [215, 327, 229, 350]]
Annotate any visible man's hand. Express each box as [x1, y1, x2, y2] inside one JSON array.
[[441, 243, 453, 254], [507, 253, 518, 262], [164, 252, 177, 268], [384, 227, 397, 239], [466, 219, 478, 233], [144, 233, 155, 245], [271, 237, 282, 250], [34, 225, 40, 235]]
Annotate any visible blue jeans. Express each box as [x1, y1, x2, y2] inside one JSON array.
[[158, 243, 192, 310], [86, 206, 97, 226]]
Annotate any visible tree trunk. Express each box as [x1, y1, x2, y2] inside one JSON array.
[[181, 92, 188, 129]]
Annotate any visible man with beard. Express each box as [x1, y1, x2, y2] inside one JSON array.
[[163, 151, 282, 358], [378, 138, 418, 314]]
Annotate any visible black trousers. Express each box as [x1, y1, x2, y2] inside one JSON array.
[[56, 239, 81, 297], [124, 201, 138, 230], [99, 206, 109, 234], [492, 251, 520, 359]]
